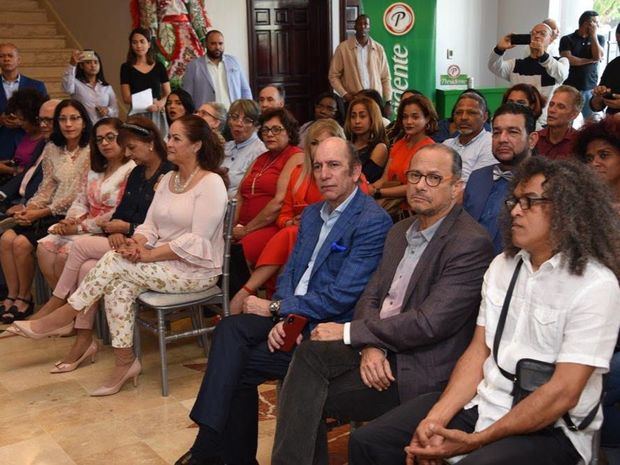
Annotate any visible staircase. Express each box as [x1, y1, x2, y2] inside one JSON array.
[[0, 0, 74, 99]]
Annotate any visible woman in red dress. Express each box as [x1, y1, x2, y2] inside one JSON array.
[[370, 94, 438, 215], [232, 108, 304, 267], [230, 119, 368, 313]]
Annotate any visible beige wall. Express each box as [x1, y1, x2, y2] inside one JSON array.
[[47, 0, 132, 110]]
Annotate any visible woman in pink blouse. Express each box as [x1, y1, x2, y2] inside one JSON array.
[[0, 99, 91, 323], [13, 115, 229, 396], [36, 117, 135, 289]]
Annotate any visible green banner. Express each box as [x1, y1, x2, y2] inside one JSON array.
[[361, 1, 437, 108]]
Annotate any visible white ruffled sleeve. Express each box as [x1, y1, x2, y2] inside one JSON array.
[[169, 173, 228, 268]]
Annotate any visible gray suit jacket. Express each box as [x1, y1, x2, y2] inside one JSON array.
[[182, 54, 252, 107], [350, 205, 494, 402]]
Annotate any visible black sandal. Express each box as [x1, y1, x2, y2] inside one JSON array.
[[0, 296, 16, 322], [1, 298, 34, 323]]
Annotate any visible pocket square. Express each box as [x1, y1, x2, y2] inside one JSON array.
[[330, 241, 348, 252]]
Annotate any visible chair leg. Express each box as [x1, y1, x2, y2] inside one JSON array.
[[156, 308, 169, 396], [133, 315, 142, 359]]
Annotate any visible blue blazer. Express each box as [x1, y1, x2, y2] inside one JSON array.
[[182, 54, 252, 107], [463, 164, 505, 254], [273, 189, 392, 326], [0, 75, 48, 160]]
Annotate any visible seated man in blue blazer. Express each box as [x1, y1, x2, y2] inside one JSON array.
[[0, 43, 47, 161], [463, 103, 538, 254], [182, 30, 252, 108], [176, 137, 392, 465]]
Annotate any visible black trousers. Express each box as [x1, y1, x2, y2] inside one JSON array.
[[349, 391, 581, 465], [189, 314, 293, 465], [272, 340, 400, 465]]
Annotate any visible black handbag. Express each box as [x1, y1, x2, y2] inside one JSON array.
[[493, 259, 600, 431]]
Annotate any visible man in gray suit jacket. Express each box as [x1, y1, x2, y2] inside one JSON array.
[[271, 144, 494, 465], [182, 30, 252, 108]]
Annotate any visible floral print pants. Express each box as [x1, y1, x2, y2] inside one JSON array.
[[67, 250, 218, 348]]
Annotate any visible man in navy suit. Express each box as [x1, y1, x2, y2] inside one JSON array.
[[0, 43, 47, 160], [176, 137, 392, 465], [182, 30, 252, 108], [463, 103, 538, 254]]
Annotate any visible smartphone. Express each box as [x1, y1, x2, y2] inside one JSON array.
[[80, 50, 97, 62], [603, 92, 616, 99], [510, 34, 531, 45], [280, 314, 308, 352]]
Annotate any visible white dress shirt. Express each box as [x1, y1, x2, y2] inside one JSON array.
[[222, 133, 266, 197], [206, 57, 231, 108], [356, 41, 370, 90], [2, 74, 20, 101], [465, 251, 620, 465]]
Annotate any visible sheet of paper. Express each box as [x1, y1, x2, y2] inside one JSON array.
[[130, 88, 153, 114]]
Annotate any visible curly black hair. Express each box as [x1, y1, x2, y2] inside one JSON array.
[[6, 88, 48, 126], [500, 156, 620, 279], [573, 116, 620, 163]]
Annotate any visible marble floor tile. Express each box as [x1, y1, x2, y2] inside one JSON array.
[[75, 441, 169, 465], [0, 435, 78, 465]]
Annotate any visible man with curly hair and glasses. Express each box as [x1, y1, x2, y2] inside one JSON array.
[[350, 156, 620, 465]]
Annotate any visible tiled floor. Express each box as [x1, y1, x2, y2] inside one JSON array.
[[0, 326, 277, 465]]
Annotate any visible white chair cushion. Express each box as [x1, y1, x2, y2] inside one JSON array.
[[138, 286, 222, 308]]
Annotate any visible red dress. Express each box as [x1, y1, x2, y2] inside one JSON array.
[[238, 145, 302, 265]]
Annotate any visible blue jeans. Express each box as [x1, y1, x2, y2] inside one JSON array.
[[581, 89, 594, 119], [602, 351, 620, 456]]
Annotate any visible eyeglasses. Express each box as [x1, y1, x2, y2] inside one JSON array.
[[504, 196, 551, 210], [195, 109, 219, 121], [37, 116, 53, 126], [228, 113, 255, 125], [405, 170, 449, 187], [58, 115, 83, 124], [315, 103, 337, 113], [260, 125, 285, 136], [95, 133, 118, 145]]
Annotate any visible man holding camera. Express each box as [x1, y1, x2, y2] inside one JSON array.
[[350, 156, 620, 465], [488, 23, 569, 126], [176, 137, 392, 465]]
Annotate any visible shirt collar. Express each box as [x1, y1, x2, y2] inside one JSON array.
[[233, 132, 259, 150], [457, 128, 487, 146], [2, 74, 20, 84], [320, 186, 358, 222], [406, 215, 445, 247], [516, 249, 562, 273]]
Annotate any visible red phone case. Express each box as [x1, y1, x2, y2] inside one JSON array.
[[280, 314, 308, 352]]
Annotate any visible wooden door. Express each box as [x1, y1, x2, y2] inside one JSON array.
[[247, 0, 331, 123], [340, 0, 361, 41]]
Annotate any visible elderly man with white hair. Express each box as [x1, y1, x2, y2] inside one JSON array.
[[488, 22, 569, 125]]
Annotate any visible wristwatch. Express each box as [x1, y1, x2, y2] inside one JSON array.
[[269, 300, 281, 323], [373, 188, 382, 199]]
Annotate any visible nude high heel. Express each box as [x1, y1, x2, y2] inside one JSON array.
[[90, 357, 141, 397], [12, 320, 75, 340], [50, 339, 99, 374]]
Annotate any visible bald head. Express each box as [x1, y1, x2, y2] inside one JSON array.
[[543, 18, 559, 41], [39, 99, 60, 139]]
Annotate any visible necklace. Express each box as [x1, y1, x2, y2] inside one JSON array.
[[250, 152, 281, 195], [173, 166, 200, 193], [63, 145, 80, 160]]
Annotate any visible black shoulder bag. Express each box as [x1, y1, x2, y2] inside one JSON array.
[[493, 258, 600, 431]]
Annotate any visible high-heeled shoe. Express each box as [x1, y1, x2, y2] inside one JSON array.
[[90, 357, 141, 397], [12, 320, 75, 340], [50, 339, 98, 374], [1, 298, 34, 323]]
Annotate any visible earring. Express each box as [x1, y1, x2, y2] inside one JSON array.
[[149, 146, 153, 152]]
